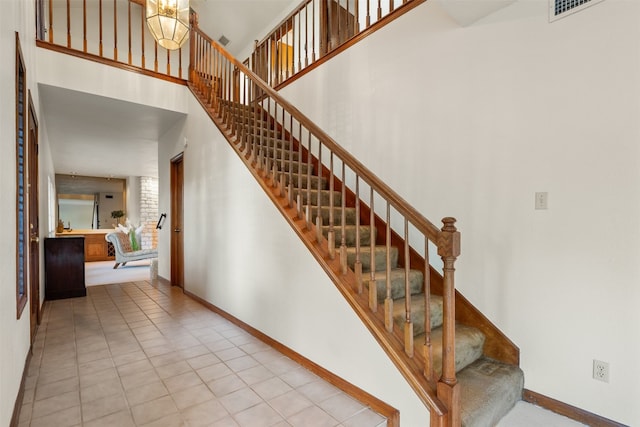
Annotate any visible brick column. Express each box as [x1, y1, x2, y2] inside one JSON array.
[[139, 176, 158, 249]]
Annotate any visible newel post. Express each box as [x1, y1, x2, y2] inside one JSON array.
[[437, 217, 461, 427]]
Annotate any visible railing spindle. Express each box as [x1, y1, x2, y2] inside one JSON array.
[[66, 0, 71, 48], [154, 41, 158, 72], [312, 0, 316, 62], [305, 132, 312, 228], [355, 176, 362, 293], [384, 202, 392, 332], [128, 2, 132, 64], [404, 218, 414, 357], [83, 0, 87, 52], [113, 0, 118, 61], [366, 0, 371, 28], [315, 140, 323, 244], [48, 0, 53, 43], [166, 49, 171, 76], [340, 162, 347, 274], [327, 153, 335, 259], [369, 187, 376, 311], [377, 0, 382, 21], [424, 236, 433, 380]]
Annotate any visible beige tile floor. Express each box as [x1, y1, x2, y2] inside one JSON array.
[[18, 280, 386, 427]]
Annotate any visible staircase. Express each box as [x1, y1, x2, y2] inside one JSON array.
[[189, 18, 523, 427]]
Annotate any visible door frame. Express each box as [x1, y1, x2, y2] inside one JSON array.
[[170, 153, 184, 288], [27, 91, 41, 341]]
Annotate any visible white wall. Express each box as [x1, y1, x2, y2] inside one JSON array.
[[157, 95, 431, 424], [272, 0, 640, 424]]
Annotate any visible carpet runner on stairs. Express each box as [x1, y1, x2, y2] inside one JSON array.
[[222, 100, 524, 427]]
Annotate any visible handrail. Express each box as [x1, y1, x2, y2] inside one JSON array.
[[35, 0, 187, 81], [190, 14, 460, 425]]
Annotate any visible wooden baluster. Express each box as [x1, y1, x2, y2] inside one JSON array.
[[378, 0, 382, 21], [355, 0, 360, 32], [285, 19, 290, 81], [423, 236, 433, 381], [141, 7, 146, 69], [315, 140, 323, 244], [404, 218, 414, 357], [337, 0, 342, 47], [384, 203, 392, 332], [99, 0, 104, 56], [287, 114, 294, 206], [327, 153, 335, 258], [296, 122, 303, 218], [179, 46, 183, 79], [166, 49, 171, 76], [83, 0, 87, 52], [297, 12, 302, 72], [66, 0, 71, 47], [48, 0, 53, 43], [366, 0, 371, 28], [390, 0, 395, 13], [340, 163, 347, 274], [304, 5, 309, 67], [113, 0, 118, 61], [312, 0, 316, 62], [128, 2, 132, 64], [154, 41, 158, 72], [368, 187, 376, 311], [354, 176, 362, 292], [437, 217, 461, 427], [305, 133, 312, 228], [279, 107, 287, 194]]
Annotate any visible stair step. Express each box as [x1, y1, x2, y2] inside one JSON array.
[[419, 324, 486, 377], [321, 225, 375, 247], [364, 269, 424, 302], [286, 174, 327, 190], [292, 188, 342, 206], [392, 294, 444, 332], [250, 128, 281, 138], [280, 161, 312, 175], [458, 358, 524, 427], [265, 147, 300, 161], [345, 246, 399, 272], [310, 206, 357, 226], [252, 136, 293, 150]]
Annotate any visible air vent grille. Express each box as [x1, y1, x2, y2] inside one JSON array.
[[550, 0, 604, 21], [218, 35, 230, 47]]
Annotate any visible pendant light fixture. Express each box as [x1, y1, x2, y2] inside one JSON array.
[[146, 0, 189, 50]]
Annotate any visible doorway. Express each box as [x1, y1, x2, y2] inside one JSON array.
[[170, 153, 184, 288], [28, 92, 40, 342]]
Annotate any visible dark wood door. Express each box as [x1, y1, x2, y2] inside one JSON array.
[[28, 93, 40, 342], [170, 153, 184, 288]]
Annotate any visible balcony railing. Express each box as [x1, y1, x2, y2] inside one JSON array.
[[36, 0, 188, 83], [252, 0, 424, 88]]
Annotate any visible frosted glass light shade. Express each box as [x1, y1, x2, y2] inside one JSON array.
[[146, 0, 189, 50]]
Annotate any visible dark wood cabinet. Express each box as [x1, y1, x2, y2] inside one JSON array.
[[44, 237, 86, 300]]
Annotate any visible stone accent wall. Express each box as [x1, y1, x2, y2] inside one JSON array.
[[139, 176, 158, 249]]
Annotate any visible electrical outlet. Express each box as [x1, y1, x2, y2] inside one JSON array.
[[535, 192, 548, 210], [593, 359, 609, 382]]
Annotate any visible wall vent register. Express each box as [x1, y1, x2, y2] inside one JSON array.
[[550, 0, 605, 21]]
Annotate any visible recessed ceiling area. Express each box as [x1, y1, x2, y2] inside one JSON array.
[[39, 84, 186, 179]]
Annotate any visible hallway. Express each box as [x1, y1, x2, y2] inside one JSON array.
[[17, 281, 386, 426]]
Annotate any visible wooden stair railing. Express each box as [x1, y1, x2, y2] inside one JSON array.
[[35, 0, 187, 84], [190, 13, 461, 426], [252, 0, 425, 89]]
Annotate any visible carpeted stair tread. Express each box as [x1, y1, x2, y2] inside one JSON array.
[[279, 161, 312, 174], [392, 294, 444, 333], [345, 246, 399, 272], [321, 225, 376, 247], [364, 269, 424, 302], [310, 206, 357, 226], [457, 358, 524, 427], [252, 137, 293, 150], [285, 174, 327, 190], [416, 324, 486, 377], [292, 188, 342, 206], [264, 147, 300, 161]]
